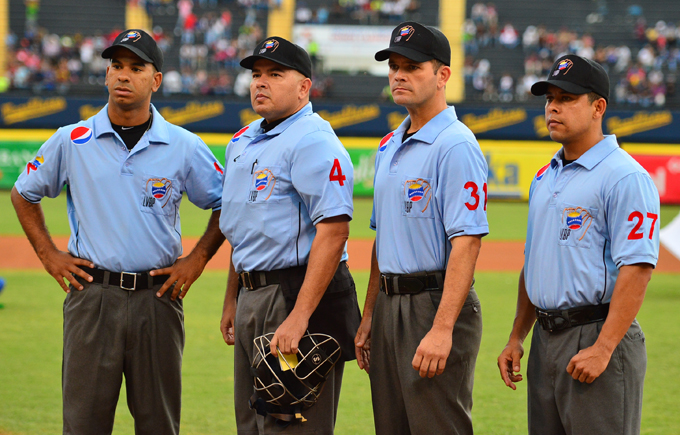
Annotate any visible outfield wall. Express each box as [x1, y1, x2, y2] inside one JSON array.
[[2, 131, 679, 203]]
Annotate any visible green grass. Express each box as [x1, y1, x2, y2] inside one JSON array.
[[3, 190, 679, 241], [1, 270, 679, 434]]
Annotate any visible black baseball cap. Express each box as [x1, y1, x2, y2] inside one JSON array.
[[102, 29, 164, 72], [531, 54, 609, 103], [240, 37, 312, 78], [375, 21, 451, 66]]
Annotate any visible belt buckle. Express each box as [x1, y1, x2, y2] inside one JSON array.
[[381, 274, 389, 295], [120, 272, 137, 291]]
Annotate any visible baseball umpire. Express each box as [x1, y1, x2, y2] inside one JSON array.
[[497, 54, 660, 435], [354, 22, 488, 435], [218, 36, 361, 433], [11, 29, 225, 434]]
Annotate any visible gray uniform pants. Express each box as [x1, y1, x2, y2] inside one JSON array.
[[369, 288, 482, 435], [527, 319, 646, 435], [63, 279, 184, 435], [234, 284, 344, 435]]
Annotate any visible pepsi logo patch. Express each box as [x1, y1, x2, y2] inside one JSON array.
[[231, 126, 249, 143], [121, 31, 141, 43], [535, 163, 550, 181], [71, 127, 93, 145], [408, 183, 424, 202], [214, 162, 223, 174], [26, 155, 44, 174], [378, 132, 394, 152]]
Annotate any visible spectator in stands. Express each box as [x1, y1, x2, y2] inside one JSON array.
[[499, 23, 519, 49]]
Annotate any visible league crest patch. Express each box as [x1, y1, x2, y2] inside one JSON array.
[[121, 31, 141, 43], [553, 59, 574, 76], [143, 177, 173, 208], [26, 155, 44, 174], [378, 132, 394, 152], [231, 126, 249, 143], [71, 127, 93, 145], [403, 178, 432, 214], [535, 163, 550, 181], [259, 39, 279, 54], [249, 169, 276, 202], [559, 206, 593, 241], [395, 25, 415, 43]]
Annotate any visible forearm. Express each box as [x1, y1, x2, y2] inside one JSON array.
[[360, 240, 381, 320], [507, 267, 537, 344], [188, 210, 226, 265], [432, 235, 482, 332], [594, 264, 652, 354], [291, 219, 349, 319], [11, 186, 58, 259], [222, 248, 239, 313]]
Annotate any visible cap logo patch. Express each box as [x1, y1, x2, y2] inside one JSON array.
[[121, 31, 141, 43], [260, 39, 279, 54], [553, 59, 574, 76], [394, 25, 415, 43]]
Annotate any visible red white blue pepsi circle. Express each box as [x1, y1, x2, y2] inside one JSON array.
[[378, 132, 393, 152], [255, 173, 269, 191], [71, 127, 93, 145], [535, 163, 550, 181], [152, 182, 168, 199], [566, 212, 583, 230], [231, 126, 249, 143], [408, 183, 424, 202]]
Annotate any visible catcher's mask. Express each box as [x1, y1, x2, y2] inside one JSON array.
[[249, 332, 342, 425]]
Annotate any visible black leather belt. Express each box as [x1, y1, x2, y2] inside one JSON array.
[[239, 265, 308, 291], [80, 266, 170, 291], [379, 271, 445, 295], [536, 303, 610, 332]]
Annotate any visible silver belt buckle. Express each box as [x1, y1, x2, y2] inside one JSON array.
[[120, 272, 137, 291], [240, 272, 254, 290]]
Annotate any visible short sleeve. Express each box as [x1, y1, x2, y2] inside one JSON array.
[[436, 141, 489, 239], [185, 137, 223, 211], [606, 172, 660, 268], [13, 129, 68, 202], [291, 131, 354, 224]]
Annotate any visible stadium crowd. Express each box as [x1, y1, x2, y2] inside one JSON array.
[[294, 0, 420, 25], [464, 2, 679, 107]]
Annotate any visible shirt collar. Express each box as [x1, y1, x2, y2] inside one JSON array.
[[396, 106, 459, 145], [550, 135, 619, 170], [93, 103, 170, 145], [252, 103, 314, 137]]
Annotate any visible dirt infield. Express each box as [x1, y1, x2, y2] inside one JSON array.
[[2, 236, 680, 273]]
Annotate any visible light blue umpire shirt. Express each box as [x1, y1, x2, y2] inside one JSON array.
[[524, 134, 660, 310], [14, 104, 224, 272], [370, 106, 489, 274], [219, 103, 354, 273]]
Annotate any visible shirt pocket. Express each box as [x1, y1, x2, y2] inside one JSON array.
[[140, 173, 180, 216], [246, 165, 281, 203], [557, 202, 598, 249], [401, 175, 435, 219]]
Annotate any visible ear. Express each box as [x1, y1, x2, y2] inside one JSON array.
[[104, 65, 110, 86], [299, 77, 312, 100], [437, 65, 451, 90], [592, 97, 607, 120], [152, 71, 163, 93]]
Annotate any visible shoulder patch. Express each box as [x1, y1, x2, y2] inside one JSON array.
[[71, 126, 93, 145], [231, 126, 249, 143], [535, 163, 550, 181], [378, 132, 394, 152]]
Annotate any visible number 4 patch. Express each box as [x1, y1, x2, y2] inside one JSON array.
[[329, 159, 346, 186]]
